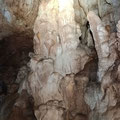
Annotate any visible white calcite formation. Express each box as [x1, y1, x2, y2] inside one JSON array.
[[27, 0, 90, 120]]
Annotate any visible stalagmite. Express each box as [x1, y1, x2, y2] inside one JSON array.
[[27, 0, 90, 119]]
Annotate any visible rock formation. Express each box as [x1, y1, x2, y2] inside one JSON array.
[[0, 0, 120, 120], [27, 0, 90, 119]]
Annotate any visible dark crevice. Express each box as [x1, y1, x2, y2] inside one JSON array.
[[0, 31, 35, 120]]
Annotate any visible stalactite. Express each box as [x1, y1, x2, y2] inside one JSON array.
[[87, 11, 117, 82]]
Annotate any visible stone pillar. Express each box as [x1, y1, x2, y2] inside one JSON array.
[[27, 0, 89, 120]]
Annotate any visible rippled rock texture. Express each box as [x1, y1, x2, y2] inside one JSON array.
[[0, 0, 120, 120], [26, 0, 120, 120], [16, 0, 119, 120]]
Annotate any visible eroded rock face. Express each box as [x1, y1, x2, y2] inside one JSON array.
[[25, 0, 120, 120], [0, 0, 120, 120], [86, 12, 120, 120], [74, 0, 120, 46]]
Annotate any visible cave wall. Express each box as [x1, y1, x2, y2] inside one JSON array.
[[0, 0, 40, 40], [0, 0, 120, 120], [26, 0, 120, 120], [0, 1, 38, 120], [19, 0, 120, 120]]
